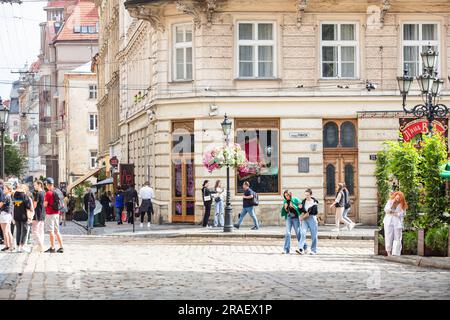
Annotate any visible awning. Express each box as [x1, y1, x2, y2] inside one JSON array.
[[67, 167, 102, 193], [91, 177, 113, 187]]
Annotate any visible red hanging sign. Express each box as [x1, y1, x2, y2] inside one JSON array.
[[399, 118, 448, 142]]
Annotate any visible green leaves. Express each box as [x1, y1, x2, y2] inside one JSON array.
[[4, 135, 26, 177]]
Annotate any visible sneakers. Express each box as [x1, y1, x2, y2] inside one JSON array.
[[57, 248, 64, 253], [282, 251, 289, 254], [251, 226, 259, 230], [304, 248, 310, 255], [147, 222, 151, 228], [309, 251, 317, 255], [140, 223, 144, 228], [233, 224, 240, 229], [1, 247, 9, 252], [44, 247, 56, 253], [295, 249, 305, 255], [349, 222, 356, 230]]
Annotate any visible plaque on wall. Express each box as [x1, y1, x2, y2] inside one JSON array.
[[298, 157, 310, 173]]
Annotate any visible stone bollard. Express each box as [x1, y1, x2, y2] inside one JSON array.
[[418, 229, 425, 257]]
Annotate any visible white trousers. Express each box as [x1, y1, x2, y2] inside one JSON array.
[[385, 223, 402, 253]]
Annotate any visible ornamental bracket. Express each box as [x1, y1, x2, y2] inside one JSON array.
[[205, 0, 217, 26], [297, 0, 309, 28], [176, 0, 202, 29], [380, 0, 390, 25], [127, 5, 165, 32]]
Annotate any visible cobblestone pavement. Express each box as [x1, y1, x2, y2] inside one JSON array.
[[0, 237, 449, 300]]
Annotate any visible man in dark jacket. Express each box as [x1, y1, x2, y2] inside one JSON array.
[[123, 185, 138, 224]]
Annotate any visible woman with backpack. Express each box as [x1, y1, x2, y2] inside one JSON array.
[[329, 183, 352, 232], [0, 184, 14, 251], [280, 190, 304, 254], [13, 184, 33, 253], [341, 184, 355, 230]]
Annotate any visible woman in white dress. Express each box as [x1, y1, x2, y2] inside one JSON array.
[[383, 191, 408, 256]]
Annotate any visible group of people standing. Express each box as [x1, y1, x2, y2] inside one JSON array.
[[0, 177, 64, 253]]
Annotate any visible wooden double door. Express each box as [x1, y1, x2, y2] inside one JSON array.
[[323, 120, 358, 224], [172, 157, 195, 223]]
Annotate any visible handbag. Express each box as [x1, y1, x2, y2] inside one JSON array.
[[203, 189, 211, 202], [121, 211, 127, 223]]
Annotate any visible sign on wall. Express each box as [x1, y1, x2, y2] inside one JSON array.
[[290, 132, 310, 138], [399, 118, 448, 142], [298, 157, 310, 173], [120, 164, 135, 187]]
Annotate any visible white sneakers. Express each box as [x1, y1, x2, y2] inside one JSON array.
[[349, 222, 356, 230], [147, 222, 151, 228], [140, 223, 143, 228]]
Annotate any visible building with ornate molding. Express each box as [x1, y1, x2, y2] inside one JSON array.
[[97, 0, 450, 226]]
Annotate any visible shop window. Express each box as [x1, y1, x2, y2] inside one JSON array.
[[235, 119, 279, 194]]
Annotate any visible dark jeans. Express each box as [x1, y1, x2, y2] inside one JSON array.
[[15, 220, 29, 246], [126, 202, 134, 224], [116, 206, 124, 223], [202, 201, 212, 227], [140, 200, 153, 223]]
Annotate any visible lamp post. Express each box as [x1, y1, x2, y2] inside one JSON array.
[[221, 114, 233, 233], [397, 46, 449, 134], [0, 97, 10, 180]]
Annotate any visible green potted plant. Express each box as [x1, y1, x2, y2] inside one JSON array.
[[402, 229, 418, 255], [424, 225, 449, 257]]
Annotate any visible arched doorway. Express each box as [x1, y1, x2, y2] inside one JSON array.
[[323, 120, 358, 224]]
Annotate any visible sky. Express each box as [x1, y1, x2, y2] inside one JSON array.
[[0, 1, 46, 100]]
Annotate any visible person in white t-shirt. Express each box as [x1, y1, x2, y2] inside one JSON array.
[[138, 182, 154, 228]]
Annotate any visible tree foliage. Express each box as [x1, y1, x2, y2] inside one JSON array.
[[4, 135, 26, 177]]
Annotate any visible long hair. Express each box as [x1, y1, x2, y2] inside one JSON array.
[[202, 180, 209, 188], [214, 180, 221, 190], [336, 182, 345, 197], [391, 191, 408, 210], [283, 190, 292, 200]]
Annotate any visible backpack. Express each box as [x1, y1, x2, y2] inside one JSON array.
[[344, 189, 351, 210], [51, 189, 64, 212], [251, 191, 259, 206]]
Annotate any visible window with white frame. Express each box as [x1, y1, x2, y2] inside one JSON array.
[[320, 23, 358, 78], [89, 114, 98, 131], [402, 23, 439, 76], [237, 22, 275, 78], [89, 151, 98, 169], [89, 85, 97, 99], [173, 24, 193, 81]]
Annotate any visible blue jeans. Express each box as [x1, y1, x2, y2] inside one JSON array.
[[88, 208, 95, 229], [116, 206, 124, 222], [302, 215, 318, 253], [342, 208, 353, 224], [284, 216, 302, 253], [214, 200, 224, 227], [236, 206, 259, 228]]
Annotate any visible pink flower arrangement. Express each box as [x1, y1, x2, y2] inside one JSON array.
[[203, 144, 250, 174]]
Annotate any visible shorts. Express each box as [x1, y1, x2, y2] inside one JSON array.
[[45, 214, 60, 233], [0, 212, 12, 224]]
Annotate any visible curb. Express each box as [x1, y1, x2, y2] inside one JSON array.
[[372, 255, 450, 270]]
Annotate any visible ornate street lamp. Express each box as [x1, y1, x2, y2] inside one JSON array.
[[397, 46, 449, 134], [221, 114, 233, 233], [0, 97, 10, 180]]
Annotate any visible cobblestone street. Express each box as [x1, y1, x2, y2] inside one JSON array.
[[0, 235, 449, 300]]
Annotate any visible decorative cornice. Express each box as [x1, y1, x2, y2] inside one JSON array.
[[127, 5, 165, 32], [205, 0, 217, 26], [176, 0, 202, 29]]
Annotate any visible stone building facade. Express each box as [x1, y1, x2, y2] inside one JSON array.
[[97, 0, 450, 226]]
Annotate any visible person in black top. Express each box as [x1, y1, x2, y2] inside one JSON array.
[[201, 180, 213, 227], [100, 192, 111, 222], [32, 181, 46, 252], [13, 184, 32, 253], [124, 185, 138, 224], [0, 184, 14, 251]]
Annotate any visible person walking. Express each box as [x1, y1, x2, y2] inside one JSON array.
[[300, 188, 319, 255], [0, 179, 5, 245], [234, 181, 260, 230], [138, 182, 154, 228], [124, 185, 138, 225], [32, 181, 46, 252], [43, 178, 64, 253], [201, 180, 213, 228], [84, 188, 96, 233], [0, 184, 14, 251], [280, 190, 304, 255], [330, 183, 351, 232], [107, 191, 114, 221], [213, 180, 225, 228], [341, 184, 356, 230], [115, 187, 125, 225], [12, 184, 33, 253], [383, 191, 407, 256]]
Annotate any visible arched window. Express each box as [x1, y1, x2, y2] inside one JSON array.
[[326, 164, 336, 196], [340, 121, 356, 147], [345, 164, 355, 195], [323, 122, 339, 148]]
